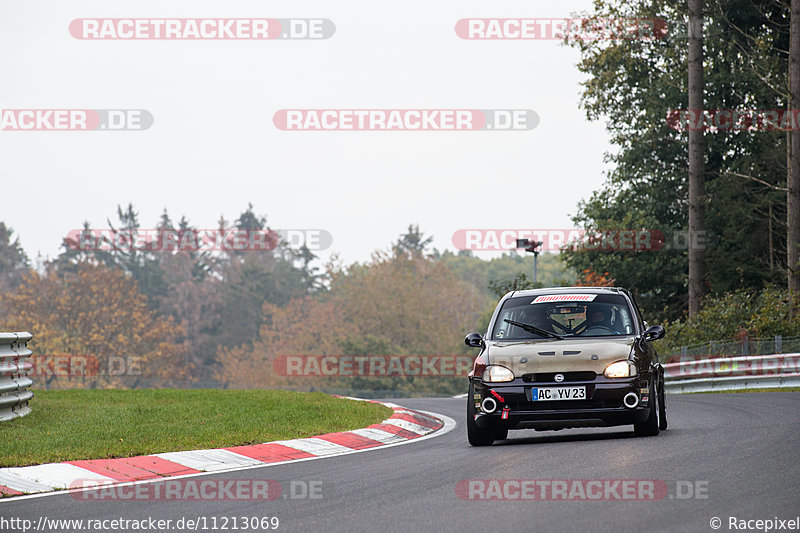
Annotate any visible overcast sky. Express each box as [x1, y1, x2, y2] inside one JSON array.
[[0, 0, 613, 266]]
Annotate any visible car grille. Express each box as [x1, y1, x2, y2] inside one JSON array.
[[522, 371, 597, 383]]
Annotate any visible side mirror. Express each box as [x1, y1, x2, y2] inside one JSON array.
[[642, 325, 665, 342], [464, 332, 484, 348]]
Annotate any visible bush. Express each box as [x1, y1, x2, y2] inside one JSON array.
[[663, 287, 800, 352]]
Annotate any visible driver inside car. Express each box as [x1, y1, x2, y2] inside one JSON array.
[[518, 306, 554, 334], [583, 304, 620, 334]]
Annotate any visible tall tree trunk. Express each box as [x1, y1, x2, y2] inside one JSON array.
[[790, 0, 800, 312], [769, 200, 775, 273], [688, 0, 706, 318]]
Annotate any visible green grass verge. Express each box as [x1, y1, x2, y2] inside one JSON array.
[[0, 389, 393, 467]]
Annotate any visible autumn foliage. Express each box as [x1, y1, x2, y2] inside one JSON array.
[[575, 269, 616, 287], [0, 212, 534, 394], [0, 262, 187, 387], [215, 252, 485, 393]]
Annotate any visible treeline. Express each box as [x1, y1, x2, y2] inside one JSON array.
[[561, 0, 799, 324], [0, 207, 574, 394], [0, 205, 321, 386]]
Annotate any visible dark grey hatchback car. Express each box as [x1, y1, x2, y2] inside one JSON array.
[[465, 287, 667, 446]]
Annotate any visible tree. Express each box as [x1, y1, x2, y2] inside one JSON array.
[[688, 0, 706, 317], [0, 262, 187, 388], [56, 203, 324, 379], [575, 269, 616, 287], [57, 203, 167, 307], [214, 205, 318, 351], [215, 250, 485, 394], [791, 0, 800, 309], [393, 224, 434, 258], [153, 251, 223, 380], [440, 250, 575, 294], [0, 222, 29, 294], [487, 272, 542, 298], [563, 0, 791, 321], [332, 252, 483, 355], [215, 296, 349, 390]]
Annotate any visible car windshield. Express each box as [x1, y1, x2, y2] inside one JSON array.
[[491, 293, 636, 340]]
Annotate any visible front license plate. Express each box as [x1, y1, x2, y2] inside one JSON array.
[[530, 386, 586, 401]]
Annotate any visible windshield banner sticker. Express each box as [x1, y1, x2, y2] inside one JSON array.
[[532, 294, 598, 303]]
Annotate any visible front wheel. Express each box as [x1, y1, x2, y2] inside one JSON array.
[[467, 382, 495, 446], [634, 378, 660, 437]]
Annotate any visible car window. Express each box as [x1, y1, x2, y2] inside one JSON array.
[[627, 292, 646, 332], [492, 293, 635, 340]]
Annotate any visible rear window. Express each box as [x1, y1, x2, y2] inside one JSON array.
[[491, 293, 635, 340]]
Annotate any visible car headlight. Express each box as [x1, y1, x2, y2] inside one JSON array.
[[604, 360, 637, 378], [483, 365, 515, 383]]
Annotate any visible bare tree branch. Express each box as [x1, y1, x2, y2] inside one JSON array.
[[723, 170, 789, 191]]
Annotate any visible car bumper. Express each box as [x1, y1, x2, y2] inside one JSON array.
[[472, 376, 651, 431]]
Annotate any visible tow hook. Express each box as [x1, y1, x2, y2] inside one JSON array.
[[501, 407, 510, 420]]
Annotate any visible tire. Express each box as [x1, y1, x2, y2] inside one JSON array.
[[467, 382, 495, 446], [658, 375, 668, 430], [634, 378, 660, 437], [494, 428, 509, 441]]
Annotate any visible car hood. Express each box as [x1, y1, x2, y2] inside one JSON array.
[[485, 337, 635, 375]]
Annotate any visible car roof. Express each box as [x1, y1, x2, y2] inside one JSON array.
[[508, 286, 627, 298]]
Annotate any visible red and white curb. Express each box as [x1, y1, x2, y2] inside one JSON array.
[[0, 400, 454, 500]]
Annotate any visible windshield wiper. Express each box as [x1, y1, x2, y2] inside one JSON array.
[[503, 319, 563, 340]]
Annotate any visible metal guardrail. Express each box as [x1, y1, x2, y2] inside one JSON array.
[[664, 353, 800, 393], [0, 331, 34, 421], [665, 335, 800, 362]]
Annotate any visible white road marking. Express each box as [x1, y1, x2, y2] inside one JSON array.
[[0, 472, 59, 494], [381, 418, 432, 435], [155, 449, 264, 472], [392, 409, 441, 425], [350, 428, 408, 444], [0, 463, 116, 492], [273, 438, 355, 456]]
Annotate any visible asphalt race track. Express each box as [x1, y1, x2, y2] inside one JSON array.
[[2, 392, 799, 533]]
